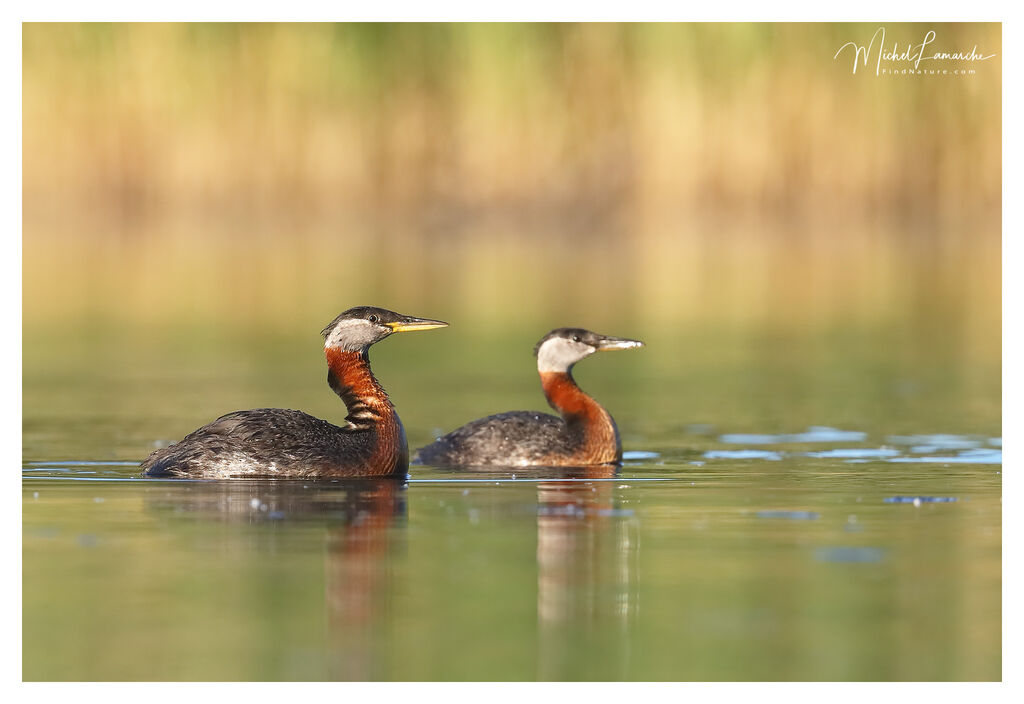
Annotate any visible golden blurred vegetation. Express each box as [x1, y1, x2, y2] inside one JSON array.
[[23, 23, 1001, 355]]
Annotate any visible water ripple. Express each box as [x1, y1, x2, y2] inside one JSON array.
[[804, 448, 900, 459], [814, 547, 886, 563], [887, 449, 1001, 464], [720, 426, 867, 444], [756, 510, 819, 520], [887, 434, 981, 451], [622, 451, 661, 460], [704, 450, 783, 461], [884, 496, 958, 504]]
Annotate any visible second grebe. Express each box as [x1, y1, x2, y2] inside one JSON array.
[[412, 328, 643, 467], [140, 306, 447, 479]]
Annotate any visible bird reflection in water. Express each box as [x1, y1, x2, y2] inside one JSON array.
[[322, 479, 404, 680], [145, 478, 405, 680], [535, 465, 639, 680]]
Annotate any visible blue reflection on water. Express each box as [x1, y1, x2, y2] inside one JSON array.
[[704, 450, 783, 461], [887, 434, 981, 451], [814, 547, 886, 564], [805, 448, 901, 459], [887, 449, 1001, 464], [756, 510, 819, 520], [622, 451, 660, 460], [884, 496, 958, 504], [720, 426, 867, 444]]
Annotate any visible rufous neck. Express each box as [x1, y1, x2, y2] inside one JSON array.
[[325, 347, 393, 428], [539, 371, 605, 421], [539, 370, 620, 463]]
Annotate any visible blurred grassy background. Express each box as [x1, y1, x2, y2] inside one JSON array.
[[23, 23, 1001, 328], [22, 23, 1001, 439]]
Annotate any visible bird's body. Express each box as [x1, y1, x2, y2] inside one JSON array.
[[418, 411, 568, 467], [140, 307, 445, 479], [413, 328, 641, 468], [138, 407, 406, 479]]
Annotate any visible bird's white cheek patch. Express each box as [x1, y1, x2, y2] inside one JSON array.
[[325, 319, 376, 351], [536, 338, 592, 372]]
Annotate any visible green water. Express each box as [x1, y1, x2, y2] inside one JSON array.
[[22, 324, 1001, 680]]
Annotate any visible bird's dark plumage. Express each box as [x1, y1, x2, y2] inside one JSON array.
[[140, 409, 404, 479], [413, 411, 569, 468]]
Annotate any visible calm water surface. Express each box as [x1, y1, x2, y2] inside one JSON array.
[[22, 328, 1001, 680]]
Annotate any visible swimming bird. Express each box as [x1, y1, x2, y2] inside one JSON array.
[[140, 306, 447, 479], [412, 328, 643, 467]]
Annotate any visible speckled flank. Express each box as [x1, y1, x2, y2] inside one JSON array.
[[412, 370, 622, 467]]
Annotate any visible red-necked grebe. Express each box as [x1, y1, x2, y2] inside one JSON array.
[[412, 328, 642, 467], [140, 306, 447, 479]]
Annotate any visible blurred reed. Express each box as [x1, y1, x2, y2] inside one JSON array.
[[23, 23, 1001, 356]]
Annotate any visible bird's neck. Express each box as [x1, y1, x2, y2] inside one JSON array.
[[539, 370, 620, 462], [326, 348, 396, 429]]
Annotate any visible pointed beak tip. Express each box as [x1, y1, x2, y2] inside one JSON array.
[[387, 318, 449, 332], [600, 338, 644, 351]]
